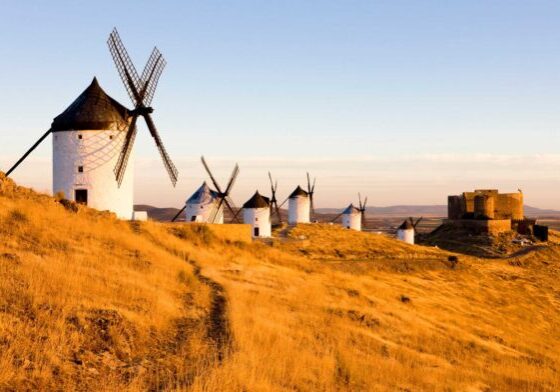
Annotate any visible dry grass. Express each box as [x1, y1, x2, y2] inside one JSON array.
[[1, 174, 559, 391]]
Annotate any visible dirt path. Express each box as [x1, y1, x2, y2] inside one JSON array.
[[188, 259, 233, 362]]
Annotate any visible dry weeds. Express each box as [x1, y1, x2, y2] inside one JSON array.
[[1, 174, 559, 391]]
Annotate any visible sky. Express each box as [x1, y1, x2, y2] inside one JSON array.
[[0, 1, 559, 209]]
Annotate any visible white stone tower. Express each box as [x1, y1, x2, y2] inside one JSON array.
[[185, 182, 224, 223], [288, 186, 310, 225], [242, 191, 271, 238], [397, 220, 415, 244], [51, 78, 133, 219], [341, 204, 362, 231]]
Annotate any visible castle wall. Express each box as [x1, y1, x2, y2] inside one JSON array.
[[448, 189, 523, 221], [444, 219, 511, 234]]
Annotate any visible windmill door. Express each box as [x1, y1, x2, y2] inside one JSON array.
[[75, 189, 88, 205], [254, 227, 260, 237]]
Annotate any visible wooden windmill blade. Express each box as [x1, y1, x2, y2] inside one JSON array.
[[5, 129, 52, 177], [171, 205, 186, 222], [209, 197, 225, 224], [107, 28, 142, 104], [108, 28, 179, 186], [223, 195, 241, 223], [224, 163, 240, 196], [330, 210, 344, 223], [143, 112, 178, 186], [140, 47, 166, 107], [268, 172, 282, 223], [307, 172, 316, 216], [113, 118, 138, 185], [360, 195, 368, 229], [200, 156, 223, 194]]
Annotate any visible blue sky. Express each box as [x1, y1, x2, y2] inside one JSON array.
[[0, 1, 559, 208]]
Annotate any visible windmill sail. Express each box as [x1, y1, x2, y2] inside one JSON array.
[[107, 28, 178, 187]]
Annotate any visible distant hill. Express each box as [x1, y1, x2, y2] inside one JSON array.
[[317, 205, 560, 218], [136, 204, 560, 222]]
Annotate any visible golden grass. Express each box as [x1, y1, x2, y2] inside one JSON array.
[[1, 175, 559, 391]]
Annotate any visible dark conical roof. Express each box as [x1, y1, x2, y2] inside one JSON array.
[[289, 185, 308, 198], [243, 191, 270, 209], [398, 220, 414, 230], [51, 77, 131, 132]]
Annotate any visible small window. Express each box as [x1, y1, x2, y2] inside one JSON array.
[[78, 166, 84, 173], [110, 135, 114, 140], [78, 134, 82, 140]]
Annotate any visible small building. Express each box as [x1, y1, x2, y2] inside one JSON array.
[[397, 220, 415, 244], [52, 78, 134, 219], [242, 191, 271, 238], [341, 204, 361, 231], [132, 211, 148, 221], [288, 186, 310, 225], [185, 182, 224, 223]]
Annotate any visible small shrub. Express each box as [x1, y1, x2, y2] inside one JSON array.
[[9, 209, 28, 223]]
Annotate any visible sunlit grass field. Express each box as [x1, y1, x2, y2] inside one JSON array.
[[1, 173, 559, 391]]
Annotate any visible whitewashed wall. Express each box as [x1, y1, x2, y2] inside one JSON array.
[[288, 196, 310, 224], [52, 130, 133, 219], [243, 207, 271, 237], [397, 228, 415, 244], [342, 212, 361, 231], [185, 201, 224, 223]]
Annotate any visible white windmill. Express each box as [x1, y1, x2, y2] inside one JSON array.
[[5, 29, 178, 220], [242, 191, 271, 238], [332, 193, 368, 231], [397, 217, 422, 244], [287, 173, 316, 225], [183, 182, 223, 223], [171, 156, 240, 223]]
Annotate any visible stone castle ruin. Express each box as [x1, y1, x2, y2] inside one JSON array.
[[448, 189, 523, 221], [447, 189, 547, 240]]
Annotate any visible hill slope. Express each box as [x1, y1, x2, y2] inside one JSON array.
[[2, 174, 560, 391]]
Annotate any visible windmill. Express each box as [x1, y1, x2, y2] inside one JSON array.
[[268, 172, 282, 224], [306, 172, 316, 218], [330, 193, 368, 231], [107, 28, 178, 186], [200, 156, 241, 223]]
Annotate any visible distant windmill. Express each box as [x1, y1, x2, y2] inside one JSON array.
[[331, 193, 368, 231], [268, 172, 282, 224], [107, 28, 178, 186], [171, 157, 240, 223], [397, 217, 423, 244], [201, 156, 241, 223]]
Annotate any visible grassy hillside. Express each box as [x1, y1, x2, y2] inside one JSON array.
[[1, 173, 559, 391]]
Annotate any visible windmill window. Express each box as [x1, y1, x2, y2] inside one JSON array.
[[110, 135, 114, 140], [78, 166, 84, 173], [78, 134, 82, 140]]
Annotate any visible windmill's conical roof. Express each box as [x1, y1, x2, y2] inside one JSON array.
[[342, 204, 360, 215], [243, 191, 270, 209], [289, 185, 308, 198], [398, 220, 414, 230], [51, 77, 131, 132], [187, 182, 220, 204]]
